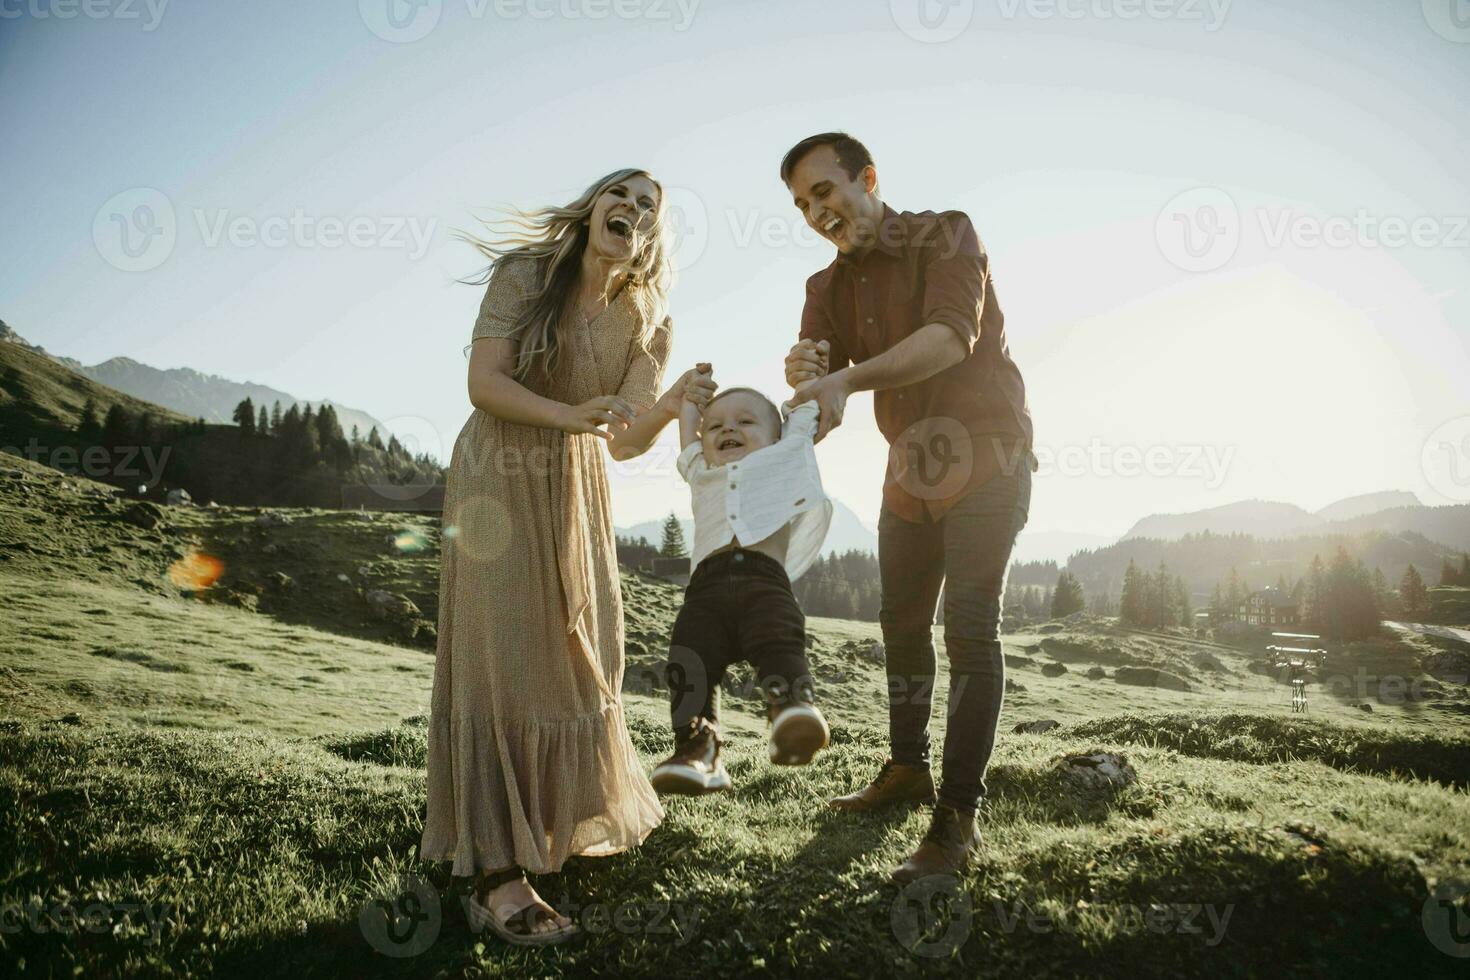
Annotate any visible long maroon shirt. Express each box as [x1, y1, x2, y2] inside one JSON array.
[[799, 204, 1035, 523]]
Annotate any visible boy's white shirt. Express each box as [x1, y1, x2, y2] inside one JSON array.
[[676, 399, 833, 582]]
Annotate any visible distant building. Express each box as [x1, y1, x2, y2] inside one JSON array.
[[1241, 586, 1299, 628]]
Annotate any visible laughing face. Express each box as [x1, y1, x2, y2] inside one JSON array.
[[700, 390, 782, 466], [587, 174, 662, 263], [786, 144, 883, 255]]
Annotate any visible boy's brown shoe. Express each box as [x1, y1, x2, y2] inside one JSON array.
[[890, 804, 981, 883], [768, 702, 830, 766], [651, 719, 731, 796], [828, 758, 936, 812]]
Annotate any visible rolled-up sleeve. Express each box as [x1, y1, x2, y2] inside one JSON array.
[[778, 400, 820, 443], [920, 212, 985, 354], [676, 441, 705, 482], [799, 277, 851, 372]]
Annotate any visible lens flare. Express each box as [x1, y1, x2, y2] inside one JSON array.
[[393, 530, 429, 554], [169, 551, 225, 590]]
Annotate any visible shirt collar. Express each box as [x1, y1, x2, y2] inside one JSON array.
[[834, 204, 905, 267]]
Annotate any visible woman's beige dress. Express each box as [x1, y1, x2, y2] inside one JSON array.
[[420, 255, 668, 876]]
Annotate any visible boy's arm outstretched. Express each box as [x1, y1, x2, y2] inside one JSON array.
[[780, 376, 822, 443], [680, 362, 713, 450]]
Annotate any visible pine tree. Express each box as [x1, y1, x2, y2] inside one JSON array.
[[1208, 583, 1225, 624], [1119, 560, 1145, 626], [257, 405, 269, 434], [660, 512, 687, 558], [366, 426, 386, 451], [232, 397, 256, 435], [1304, 556, 1326, 630], [1400, 564, 1428, 617], [270, 400, 283, 429], [1051, 570, 1086, 618], [1147, 562, 1178, 628], [76, 397, 102, 442], [1320, 548, 1379, 640], [1225, 567, 1246, 621], [1372, 567, 1399, 618], [101, 404, 134, 448], [1174, 575, 1192, 627]]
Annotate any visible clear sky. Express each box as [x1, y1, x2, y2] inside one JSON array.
[[3, 0, 1467, 545]]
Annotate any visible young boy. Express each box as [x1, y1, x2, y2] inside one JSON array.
[[649, 365, 834, 795]]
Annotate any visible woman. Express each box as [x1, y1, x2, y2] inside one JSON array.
[[419, 169, 715, 944]]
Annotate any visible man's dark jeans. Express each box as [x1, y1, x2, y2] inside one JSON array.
[[878, 455, 1032, 812]]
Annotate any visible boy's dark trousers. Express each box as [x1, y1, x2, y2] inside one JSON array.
[[879, 456, 1032, 812], [665, 547, 812, 736]]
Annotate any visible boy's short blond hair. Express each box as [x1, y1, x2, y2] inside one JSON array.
[[702, 387, 782, 434]]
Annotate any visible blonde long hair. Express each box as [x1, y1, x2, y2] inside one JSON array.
[[459, 168, 673, 383]]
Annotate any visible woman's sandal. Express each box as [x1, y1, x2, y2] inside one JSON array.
[[466, 866, 579, 946]]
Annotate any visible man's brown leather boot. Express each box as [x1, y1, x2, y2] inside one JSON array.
[[828, 758, 936, 812], [890, 804, 981, 883]]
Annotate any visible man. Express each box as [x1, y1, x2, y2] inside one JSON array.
[[783, 132, 1035, 883]]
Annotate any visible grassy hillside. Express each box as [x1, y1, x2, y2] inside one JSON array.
[[2, 453, 1469, 977], [0, 337, 191, 441]]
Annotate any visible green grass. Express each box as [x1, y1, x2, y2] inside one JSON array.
[[3, 703, 1466, 978], [3, 452, 1469, 977]]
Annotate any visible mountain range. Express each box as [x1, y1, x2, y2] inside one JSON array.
[[0, 320, 387, 442], [1119, 491, 1468, 553], [6, 317, 1463, 563]]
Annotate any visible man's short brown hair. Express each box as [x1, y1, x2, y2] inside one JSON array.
[[779, 132, 874, 185]]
